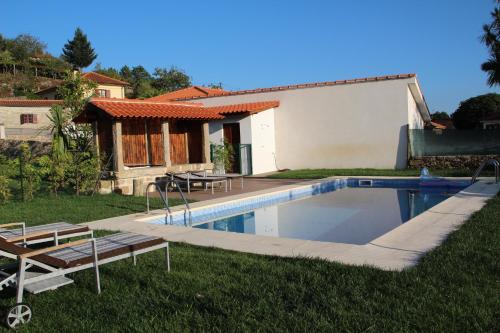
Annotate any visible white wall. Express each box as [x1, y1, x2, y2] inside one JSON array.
[[200, 77, 427, 170], [249, 108, 277, 174], [208, 109, 277, 174], [407, 87, 424, 129]]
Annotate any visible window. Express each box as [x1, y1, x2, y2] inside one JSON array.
[[96, 89, 111, 98], [20, 114, 37, 124]]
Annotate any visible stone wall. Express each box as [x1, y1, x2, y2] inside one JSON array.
[[409, 155, 500, 170], [0, 139, 51, 158]]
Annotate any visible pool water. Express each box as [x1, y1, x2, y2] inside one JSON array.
[[193, 185, 464, 245]]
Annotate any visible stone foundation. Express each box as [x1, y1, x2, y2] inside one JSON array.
[[409, 155, 500, 170], [0, 139, 51, 158], [111, 163, 213, 195]]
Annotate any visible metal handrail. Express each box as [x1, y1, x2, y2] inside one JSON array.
[[146, 179, 192, 226], [472, 158, 500, 183]]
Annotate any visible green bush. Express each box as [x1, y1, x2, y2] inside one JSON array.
[[0, 154, 17, 178], [18, 143, 41, 200], [0, 176, 11, 204], [66, 151, 99, 195]]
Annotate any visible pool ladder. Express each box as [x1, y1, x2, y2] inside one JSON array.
[[146, 179, 192, 226], [471, 158, 499, 184]]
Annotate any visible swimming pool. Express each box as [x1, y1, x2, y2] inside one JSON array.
[[189, 179, 469, 245]]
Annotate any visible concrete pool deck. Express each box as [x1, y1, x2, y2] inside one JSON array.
[[83, 177, 500, 271]]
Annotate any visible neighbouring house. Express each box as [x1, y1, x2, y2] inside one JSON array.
[[480, 112, 500, 129], [74, 74, 430, 194], [0, 99, 62, 141], [0, 72, 128, 141], [36, 72, 129, 99]]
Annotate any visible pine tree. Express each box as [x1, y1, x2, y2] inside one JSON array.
[[61, 28, 97, 70]]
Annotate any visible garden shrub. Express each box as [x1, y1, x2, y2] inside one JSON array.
[[18, 143, 41, 200], [0, 176, 11, 204]]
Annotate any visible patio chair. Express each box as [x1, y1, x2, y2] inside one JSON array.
[[0, 232, 169, 329], [0, 222, 92, 246], [192, 170, 245, 190], [166, 172, 228, 194]]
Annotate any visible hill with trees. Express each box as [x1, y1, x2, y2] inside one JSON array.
[[0, 28, 220, 99]]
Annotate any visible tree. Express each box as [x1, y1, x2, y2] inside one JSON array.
[[129, 66, 156, 98], [93, 63, 122, 80], [119, 65, 132, 82], [61, 28, 97, 70], [451, 93, 500, 129], [430, 111, 451, 121], [9, 34, 46, 62], [151, 67, 191, 92], [481, 3, 500, 86]]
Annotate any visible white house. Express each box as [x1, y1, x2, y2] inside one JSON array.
[[181, 74, 429, 171]]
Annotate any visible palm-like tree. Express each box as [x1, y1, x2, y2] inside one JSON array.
[[481, 6, 500, 87], [47, 105, 69, 158]]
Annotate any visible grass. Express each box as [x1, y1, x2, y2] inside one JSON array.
[[267, 168, 477, 179], [0, 193, 498, 331], [0, 193, 183, 226]]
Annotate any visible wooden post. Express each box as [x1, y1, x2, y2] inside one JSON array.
[[162, 120, 171, 166], [202, 122, 210, 163], [112, 120, 124, 172]]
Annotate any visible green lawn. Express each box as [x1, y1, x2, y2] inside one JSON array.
[[0, 193, 498, 331], [267, 168, 476, 179]]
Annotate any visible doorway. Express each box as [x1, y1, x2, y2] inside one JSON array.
[[223, 123, 241, 173]]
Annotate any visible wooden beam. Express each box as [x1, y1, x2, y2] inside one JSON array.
[[202, 122, 210, 163], [112, 120, 124, 172], [162, 120, 171, 166]]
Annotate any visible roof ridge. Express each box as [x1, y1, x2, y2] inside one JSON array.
[[178, 73, 416, 100], [82, 71, 129, 85], [90, 97, 203, 107]]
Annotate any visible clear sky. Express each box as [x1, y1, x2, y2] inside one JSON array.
[[2, 0, 499, 113]]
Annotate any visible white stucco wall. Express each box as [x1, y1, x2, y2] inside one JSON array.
[[200, 77, 428, 170], [208, 109, 277, 174], [407, 87, 424, 129], [249, 108, 277, 174]]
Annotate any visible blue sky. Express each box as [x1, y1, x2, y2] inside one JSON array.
[[2, 0, 499, 113]]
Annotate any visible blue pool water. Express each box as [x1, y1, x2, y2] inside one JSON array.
[[192, 179, 468, 245]]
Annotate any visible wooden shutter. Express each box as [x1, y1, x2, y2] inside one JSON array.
[[169, 120, 187, 164], [20, 114, 24, 124], [105, 90, 110, 98], [33, 114, 38, 124], [121, 119, 148, 166], [147, 119, 164, 166], [187, 122, 203, 163]]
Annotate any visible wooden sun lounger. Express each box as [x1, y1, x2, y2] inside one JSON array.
[[0, 222, 92, 246], [192, 170, 245, 190], [0, 232, 169, 329], [167, 172, 228, 194]]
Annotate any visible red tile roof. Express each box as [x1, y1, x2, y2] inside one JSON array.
[[205, 101, 280, 115], [0, 99, 62, 107], [82, 98, 223, 120], [178, 74, 417, 100], [82, 72, 129, 86], [146, 86, 227, 102], [76, 98, 279, 122]]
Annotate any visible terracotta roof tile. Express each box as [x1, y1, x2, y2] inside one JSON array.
[[146, 86, 227, 102], [177, 74, 416, 100], [76, 98, 279, 122], [82, 72, 129, 86], [205, 101, 279, 115], [0, 99, 62, 107], [84, 98, 223, 120]]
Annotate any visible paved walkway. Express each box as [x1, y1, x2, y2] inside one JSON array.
[[153, 177, 306, 202], [84, 178, 500, 271]]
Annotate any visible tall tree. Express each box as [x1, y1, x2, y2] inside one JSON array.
[[481, 3, 500, 86], [61, 28, 97, 70], [10, 34, 46, 62], [152, 67, 191, 92], [451, 93, 500, 129]]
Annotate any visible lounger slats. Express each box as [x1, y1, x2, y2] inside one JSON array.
[[0, 222, 88, 240], [47, 233, 165, 267]]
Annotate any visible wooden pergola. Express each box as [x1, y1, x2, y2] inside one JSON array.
[[76, 99, 222, 174]]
